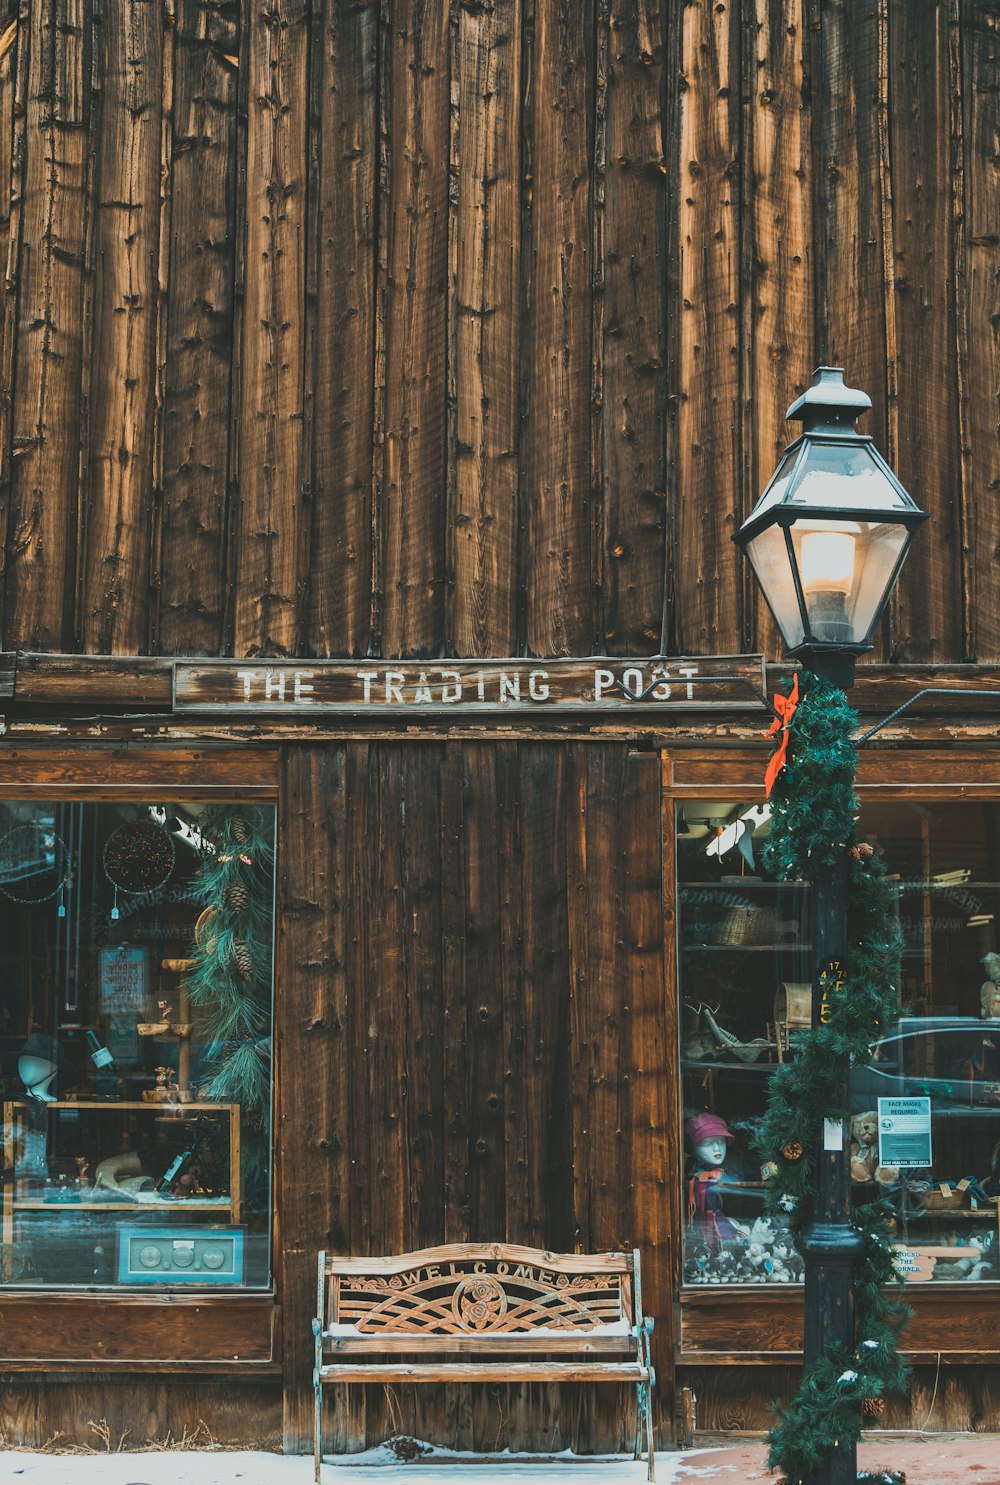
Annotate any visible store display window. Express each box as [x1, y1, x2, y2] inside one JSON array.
[[0, 800, 276, 1289], [678, 799, 1000, 1287]]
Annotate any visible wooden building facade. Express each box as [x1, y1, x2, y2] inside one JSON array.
[[1, 0, 1000, 1455]]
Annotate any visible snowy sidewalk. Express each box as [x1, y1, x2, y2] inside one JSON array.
[[2, 1441, 999, 1485]]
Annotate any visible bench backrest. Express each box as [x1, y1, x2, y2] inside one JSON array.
[[318, 1243, 642, 1351]]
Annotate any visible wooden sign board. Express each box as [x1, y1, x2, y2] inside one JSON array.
[[173, 656, 765, 715]]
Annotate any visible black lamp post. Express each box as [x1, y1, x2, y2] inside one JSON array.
[[735, 368, 927, 1485]]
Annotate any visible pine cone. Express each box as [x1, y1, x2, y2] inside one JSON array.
[[225, 877, 250, 914], [862, 1396, 886, 1418], [232, 813, 248, 845], [234, 938, 254, 983]]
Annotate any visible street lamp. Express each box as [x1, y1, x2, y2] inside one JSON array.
[[735, 367, 927, 1485], [736, 367, 927, 691]]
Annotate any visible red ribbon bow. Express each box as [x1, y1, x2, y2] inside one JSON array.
[[764, 674, 799, 798]]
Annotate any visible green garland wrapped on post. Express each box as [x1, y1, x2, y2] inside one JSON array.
[[182, 808, 275, 1140], [756, 672, 911, 1485]]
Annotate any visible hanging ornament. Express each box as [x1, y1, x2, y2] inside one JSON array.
[[0, 823, 72, 912], [103, 818, 176, 919]]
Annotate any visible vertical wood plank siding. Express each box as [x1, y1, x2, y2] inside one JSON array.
[[962, 0, 1000, 661], [379, 0, 450, 658], [744, 0, 813, 660], [4, 0, 93, 649], [0, 2, 997, 659], [599, 1, 667, 656], [0, 2, 27, 597], [233, 0, 308, 656], [887, 0, 962, 662], [521, 0, 595, 657], [305, 0, 378, 658], [80, 0, 161, 652], [448, 0, 522, 657], [156, 0, 240, 656], [278, 740, 667, 1451], [676, 0, 742, 655]]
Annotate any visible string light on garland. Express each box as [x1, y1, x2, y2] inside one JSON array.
[[103, 818, 176, 919], [0, 822, 72, 916], [755, 669, 911, 1485]]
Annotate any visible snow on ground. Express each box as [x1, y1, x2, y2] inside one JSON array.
[[2, 1439, 1000, 1485], [0, 1451, 680, 1485]]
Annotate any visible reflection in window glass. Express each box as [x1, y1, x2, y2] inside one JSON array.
[[0, 801, 275, 1289], [678, 800, 1000, 1287]]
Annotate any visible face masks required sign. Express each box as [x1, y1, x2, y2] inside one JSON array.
[[877, 1096, 932, 1169]]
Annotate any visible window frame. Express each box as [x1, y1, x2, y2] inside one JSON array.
[[0, 748, 280, 1371], [666, 744, 1000, 1367]]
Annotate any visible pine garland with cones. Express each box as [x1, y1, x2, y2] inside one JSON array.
[[182, 808, 275, 1132], [757, 671, 909, 1485]]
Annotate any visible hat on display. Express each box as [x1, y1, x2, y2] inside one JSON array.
[[685, 1112, 734, 1148], [19, 1033, 60, 1065]]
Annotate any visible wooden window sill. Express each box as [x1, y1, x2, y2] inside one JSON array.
[[678, 1284, 1000, 1362], [0, 1291, 278, 1369]]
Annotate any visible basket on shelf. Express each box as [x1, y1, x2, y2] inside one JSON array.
[[715, 902, 777, 946], [916, 1188, 965, 1211]]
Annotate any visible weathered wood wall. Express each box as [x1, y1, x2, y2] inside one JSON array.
[[0, 0, 995, 662], [277, 739, 669, 1450]]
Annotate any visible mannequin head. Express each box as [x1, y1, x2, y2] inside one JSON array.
[[686, 1112, 734, 1169], [19, 1054, 58, 1101], [18, 1033, 60, 1101]]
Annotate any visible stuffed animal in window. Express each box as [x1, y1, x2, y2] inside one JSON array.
[[850, 1110, 899, 1186]]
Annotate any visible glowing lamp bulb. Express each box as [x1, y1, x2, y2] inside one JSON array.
[[799, 526, 857, 596]]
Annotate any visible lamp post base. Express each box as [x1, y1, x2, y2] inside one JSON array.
[[798, 1206, 866, 1485], [787, 646, 861, 691]]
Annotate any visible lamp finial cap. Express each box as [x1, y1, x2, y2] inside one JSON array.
[[785, 366, 872, 429]]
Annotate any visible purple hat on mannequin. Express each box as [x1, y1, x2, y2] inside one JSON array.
[[685, 1112, 734, 1148]]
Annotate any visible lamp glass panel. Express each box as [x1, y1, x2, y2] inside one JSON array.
[[745, 524, 805, 648], [747, 447, 801, 518], [788, 518, 908, 645], [786, 442, 910, 511]]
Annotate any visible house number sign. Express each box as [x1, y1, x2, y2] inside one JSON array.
[[172, 655, 765, 715]]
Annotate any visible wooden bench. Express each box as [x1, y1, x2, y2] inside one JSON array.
[[312, 1242, 655, 1480]]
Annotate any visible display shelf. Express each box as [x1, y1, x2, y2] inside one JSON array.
[[896, 881, 1000, 891], [682, 1058, 776, 1075], [2, 1099, 241, 1250], [12, 1199, 231, 1211], [680, 944, 810, 954], [678, 881, 810, 892]]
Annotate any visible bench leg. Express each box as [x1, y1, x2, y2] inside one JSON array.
[[633, 1384, 643, 1461], [642, 1317, 655, 1482], [313, 1320, 323, 1482]]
